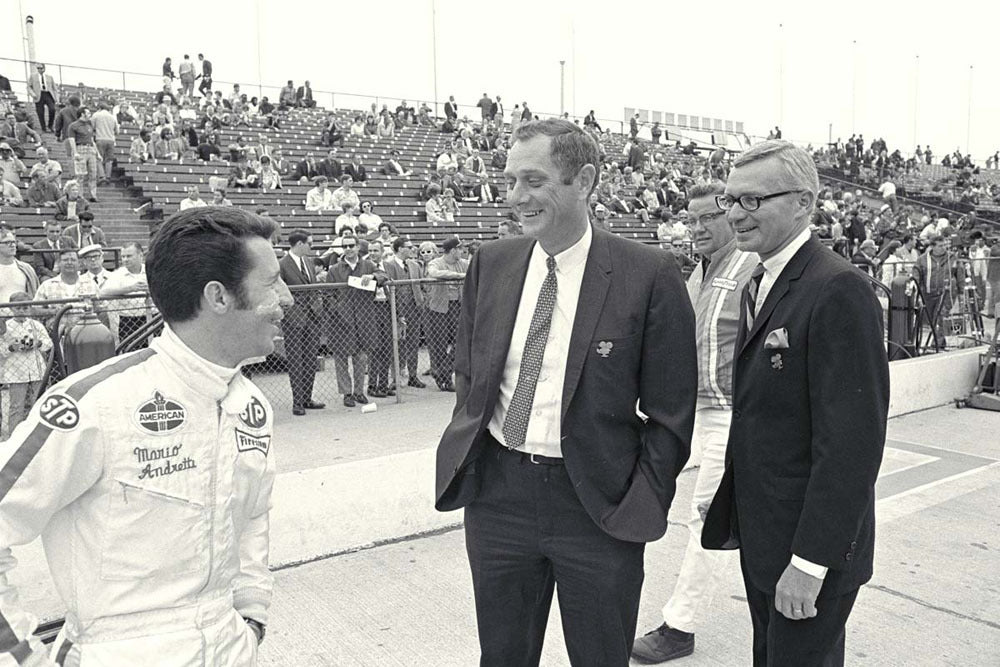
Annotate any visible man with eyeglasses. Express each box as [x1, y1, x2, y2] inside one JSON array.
[[701, 141, 889, 667], [633, 182, 759, 664], [0, 230, 39, 304], [62, 211, 107, 249], [280, 230, 326, 416]]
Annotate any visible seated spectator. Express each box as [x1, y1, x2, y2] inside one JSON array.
[[0, 177, 23, 207], [472, 176, 502, 203], [465, 149, 488, 178], [417, 102, 435, 127], [335, 203, 361, 236], [210, 188, 232, 206], [258, 96, 275, 116], [0, 142, 26, 185], [344, 155, 368, 182], [197, 132, 223, 162], [25, 170, 60, 207], [436, 147, 458, 172], [128, 130, 151, 163], [331, 175, 361, 213], [373, 221, 396, 248], [322, 114, 345, 147], [116, 100, 139, 125], [28, 146, 62, 189], [363, 114, 378, 136], [319, 149, 342, 180], [179, 119, 199, 151], [294, 152, 320, 183], [61, 210, 106, 247], [154, 83, 177, 106], [227, 159, 259, 189], [227, 134, 251, 162], [382, 149, 412, 176], [271, 148, 290, 177], [227, 84, 242, 108], [306, 176, 335, 211], [491, 146, 507, 170], [151, 127, 183, 160], [179, 186, 207, 211], [592, 203, 613, 232], [358, 201, 383, 233], [852, 239, 880, 276], [425, 184, 447, 223], [258, 155, 282, 191], [255, 133, 273, 159], [296, 80, 315, 108], [279, 80, 296, 108], [54, 181, 90, 221], [31, 221, 65, 280], [441, 188, 460, 222], [392, 111, 407, 131], [377, 114, 395, 139], [349, 116, 365, 137]]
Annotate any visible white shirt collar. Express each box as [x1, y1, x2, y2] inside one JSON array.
[[762, 227, 811, 278], [530, 222, 592, 275]]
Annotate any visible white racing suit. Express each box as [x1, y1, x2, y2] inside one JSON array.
[[0, 326, 276, 666]]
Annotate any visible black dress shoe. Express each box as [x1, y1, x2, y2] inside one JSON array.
[[343, 394, 356, 408], [407, 378, 427, 388], [631, 623, 694, 664], [292, 407, 306, 416], [385, 387, 396, 396], [439, 383, 456, 392], [353, 393, 369, 404], [303, 400, 326, 409], [369, 389, 387, 398]]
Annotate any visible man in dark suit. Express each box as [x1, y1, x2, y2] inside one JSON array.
[[435, 119, 698, 667], [319, 149, 343, 180], [381, 149, 412, 176], [31, 220, 65, 279], [296, 81, 316, 108], [701, 140, 889, 667], [444, 96, 458, 120], [344, 154, 367, 183], [383, 236, 426, 387], [278, 230, 326, 416], [294, 152, 319, 183], [472, 177, 501, 203]]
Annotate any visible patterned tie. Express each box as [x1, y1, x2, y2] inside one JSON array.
[[745, 263, 766, 332], [502, 255, 558, 450]]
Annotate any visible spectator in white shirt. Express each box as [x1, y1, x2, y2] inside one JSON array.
[[436, 148, 458, 172], [331, 175, 360, 214], [305, 176, 335, 211], [878, 179, 897, 212], [358, 201, 383, 234], [28, 146, 62, 188], [178, 185, 207, 211], [335, 203, 361, 236]]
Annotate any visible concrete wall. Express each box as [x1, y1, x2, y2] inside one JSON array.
[[887, 346, 986, 417]]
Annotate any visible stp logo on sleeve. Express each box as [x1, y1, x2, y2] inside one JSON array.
[[239, 396, 268, 430], [39, 393, 81, 432]]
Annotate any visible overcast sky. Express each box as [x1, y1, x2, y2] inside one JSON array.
[[3, 0, 999, 159]]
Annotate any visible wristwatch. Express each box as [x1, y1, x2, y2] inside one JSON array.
[[244, 617, 266, 644]]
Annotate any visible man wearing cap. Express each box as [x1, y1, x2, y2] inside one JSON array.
[[851, 239, 880, 276], [62, 211, 107, 248], [426, 236, 467, 392], [79, 244, 110, 291], [0, 142, 26, 186], [592, 203, 612, 232]]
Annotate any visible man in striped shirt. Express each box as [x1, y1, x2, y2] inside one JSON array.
[[633, 181, 758, 664]]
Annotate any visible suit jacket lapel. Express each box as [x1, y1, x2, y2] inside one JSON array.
[[486, 241, 534, 403], [739, 236, 820, 354], [561, 228, 612, 421]]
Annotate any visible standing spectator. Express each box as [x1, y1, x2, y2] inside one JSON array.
[[54, 181, 91, 222], [27, 63, 58, 132], [79, 244, 111, 292], [911, 234, 955, 349], [305, 176, 335, 211], [178, 54, 196, 98], [630, 112, 641, 139], [61, 210, 106, 248], [520, 102, 532, 121], [92, 103, 119, 185], [0, 293, 51, 439], [179, 186, 208, 211], [384, 237, 426, 387], [651, 121, 662, 144], [25, 170, 60, 207], [279, 80, 296, 109], [161, 56, 175, 85], [279, 230, 326, 415], [0, 229, 39, 303], [477, 93, 492, 122], [31, 220, 65, 279], [0, 142, 26, 186], [986, 240, 1000, 318], [28, 146, 62, 188], [197, 53, 213, 96], [425, 236, 467, 391], [327, 237, 378, 407], [66, 107, 99, 202], [632, 182, 757, 664], [52, 95, 80, 141], [492, 95, 503, 123], [444, 95, 458, 120], [878, 178, 898, 213], [366, 241, 395, 397], [98, 242, 150, 346], [296, 81, 315, 108]]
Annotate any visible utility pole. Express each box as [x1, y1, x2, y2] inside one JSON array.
[[431, 0, 439, 118], [966, 65, 973, 155], [559, 60, 566, 116], [851, 40, 857, 134], [912, 54, 919, 149]]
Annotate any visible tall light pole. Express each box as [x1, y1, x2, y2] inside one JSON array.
[[912, 54, 919, 149], [570, 19, 576, 117], [850, 40, 858, 134], [17, 0, 30, 87], [431, 0, 439, 117], [777, 23, 784, 127], [254, 0, 264, 98], [559, 60, 566, 116], [966, 65, 974, 155]]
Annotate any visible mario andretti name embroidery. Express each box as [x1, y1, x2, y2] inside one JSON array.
[[134, 443, 197, 480]]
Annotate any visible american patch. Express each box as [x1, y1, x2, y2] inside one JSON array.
[[235, 428, 270, 456], [134, 391, 187, 435], [239, 396, 268, 429], [38, 393, 80, 432]]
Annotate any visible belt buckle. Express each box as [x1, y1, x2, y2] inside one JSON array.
[[529, 453, 542, 465]]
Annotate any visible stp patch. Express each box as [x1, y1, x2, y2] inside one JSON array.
[[39, 393, 80, 432]]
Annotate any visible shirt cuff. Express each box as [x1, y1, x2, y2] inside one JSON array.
[[790, 555, 828, 579]]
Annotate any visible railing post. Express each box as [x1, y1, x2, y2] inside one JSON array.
[[331, 92, 335, 110], [57, 64, 63, 88], [388, 284, 403, 404], [122, 71, 126, 92]]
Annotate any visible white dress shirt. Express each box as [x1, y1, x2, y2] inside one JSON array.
[[488, 224, 592, 458], [754, 226, 828, 580]]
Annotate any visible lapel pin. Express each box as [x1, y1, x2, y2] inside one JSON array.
[[597, 341, 614, 358], [771, 353, 783, 370]]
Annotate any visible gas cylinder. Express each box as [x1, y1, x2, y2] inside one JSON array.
[[63, 309, 116, 374]]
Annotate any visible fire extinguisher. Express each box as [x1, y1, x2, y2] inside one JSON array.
[[63, 308, 116, 374]]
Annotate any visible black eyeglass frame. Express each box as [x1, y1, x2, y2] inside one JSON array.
[[715, 190, 803, 212]]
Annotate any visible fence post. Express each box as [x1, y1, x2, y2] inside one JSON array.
[[57, 64, 63, 88], [388, 284, 403, 404], [331, 92, 335, 110], [121, 71, 126, 92]]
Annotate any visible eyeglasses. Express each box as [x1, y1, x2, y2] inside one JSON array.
[[715, 190, 801, 212], [419, 249, 434, 254], [342, 243, 357, 249], [690, 211, 727, 225], [0, 240, 17, 246]]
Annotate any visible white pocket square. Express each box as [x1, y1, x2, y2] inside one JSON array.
[[764, 327, 789, 349]]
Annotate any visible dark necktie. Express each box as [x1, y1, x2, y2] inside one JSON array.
[[745, 263, 766, 332], [502, 256, 558, 450], [702, 257, 711, 279]]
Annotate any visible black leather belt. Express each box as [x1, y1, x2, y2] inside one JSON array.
[[486, 431, 564, 466]]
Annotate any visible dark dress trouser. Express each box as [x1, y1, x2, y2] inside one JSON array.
[[740, 553, 859, 667], [464, 435, 645, 667], [284, 320, 318, 408]]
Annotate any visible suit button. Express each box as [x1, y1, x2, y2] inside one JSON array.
[[845, 552, 853, 561], [850, 541, 857, 549], [733, 409, 742, 419], [453, 465, 459, 473]]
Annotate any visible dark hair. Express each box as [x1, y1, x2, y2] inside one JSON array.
[[512, 119, 600, 193], [146, 207, 279, 324], [123, 241, 144, 253], [139, 130, 150, 141], [78, 211, 95, 223], [68, 95, 81, 108], [391, 236, 410, 252], [288, 229, 311, 246]]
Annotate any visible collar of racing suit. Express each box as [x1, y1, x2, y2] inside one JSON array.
[[151, 325, 254, 415]]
